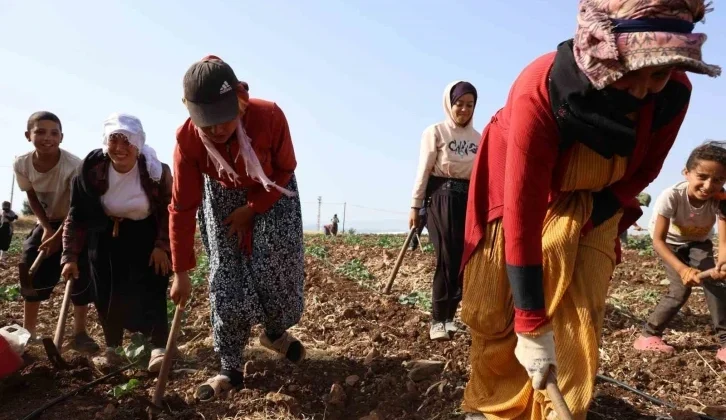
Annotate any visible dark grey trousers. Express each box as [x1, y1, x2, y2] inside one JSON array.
[[643, 240, 726, 345]]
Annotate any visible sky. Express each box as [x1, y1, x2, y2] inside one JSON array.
[[1, 0, 725, 233]]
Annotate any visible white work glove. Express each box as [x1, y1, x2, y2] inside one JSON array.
[[514, 329, 557, 390]]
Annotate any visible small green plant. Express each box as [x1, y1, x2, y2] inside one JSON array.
[[305, 244, 328, 260], [7, 236, 23, 256], [116, 334, 151, 363], [335, 259, 373, 285], [190, 253, 209, 288], [0, 284, 20, 301], [398, 290, 432, 312], [421, 243, 434, 253], [109, 378, 141, 398], [344, 234, 362, 245], [625, 235, 654, 256], [376, 235, 405, 249], [347, 228, 357, 235], [638, 289, 661, 305]]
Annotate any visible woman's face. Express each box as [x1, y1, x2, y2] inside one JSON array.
[[452, 93, 476, 126], [198, 119, 238, 144], [107, 133, 138, 169], [608, 66, 673, 99]]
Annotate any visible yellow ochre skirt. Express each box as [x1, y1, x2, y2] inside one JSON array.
[[461, 144, 627, 419]]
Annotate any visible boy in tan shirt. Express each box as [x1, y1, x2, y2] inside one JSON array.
[[14, 111, 98, 353]]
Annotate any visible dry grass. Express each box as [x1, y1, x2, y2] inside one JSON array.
[[15, 215, 37, 233]]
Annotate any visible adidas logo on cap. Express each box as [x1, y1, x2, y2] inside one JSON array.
[[220, 81, 232, 94]]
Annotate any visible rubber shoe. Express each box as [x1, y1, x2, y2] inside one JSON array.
[[633, 335, 675, 354], [429, 322, 450, 341], [717, 347, 726, 363]]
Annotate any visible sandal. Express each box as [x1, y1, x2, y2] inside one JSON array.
[[633, 335, 675, 354], [259, 331, 306, 364], [195, 374, 237, 402]]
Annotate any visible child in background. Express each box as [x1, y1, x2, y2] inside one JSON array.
[[634, 141, 726, 362], [619, 192, 652, 244], [13, 111, 99, 352], [0, 201, 18, 263]]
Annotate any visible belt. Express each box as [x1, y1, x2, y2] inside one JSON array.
[[432, 178, 469, 195], [110, 217, 124, 238]]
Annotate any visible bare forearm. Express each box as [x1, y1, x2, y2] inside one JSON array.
[[27, 193, 51, 231], [653, 239, 687, 273]]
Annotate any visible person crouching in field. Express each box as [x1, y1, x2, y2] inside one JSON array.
[[0, 201, 19, 264], [61, 113, 173, 372], [634, 141, 726, 362], [169, 55, 305, 401], [14, 111, 98, 353]]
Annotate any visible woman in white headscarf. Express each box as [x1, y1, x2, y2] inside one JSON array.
[[61, 113, 173, 372]]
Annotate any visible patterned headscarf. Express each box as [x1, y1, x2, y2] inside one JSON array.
[[574, 0, 721, 89]]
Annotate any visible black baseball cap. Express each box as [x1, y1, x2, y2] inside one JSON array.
[[183, 55, 240, 127]]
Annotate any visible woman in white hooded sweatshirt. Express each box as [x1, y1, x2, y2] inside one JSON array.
[[410, 81, 481, 341]]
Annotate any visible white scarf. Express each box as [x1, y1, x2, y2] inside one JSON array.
[[102, 113, 163, 182], [196, 118, 297, 197]]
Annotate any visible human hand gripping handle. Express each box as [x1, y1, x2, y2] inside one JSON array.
[[170, 271, 192, 307], [61, 262, 79, 282], [679, 267, 702, 287], [39, 227, 62, 255], [408, 208, 420, 230], [514, 329, 557, 390]]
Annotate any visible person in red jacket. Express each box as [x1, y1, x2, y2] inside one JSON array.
[[168, 56, 305, 401], [459, 1, 720, 419]]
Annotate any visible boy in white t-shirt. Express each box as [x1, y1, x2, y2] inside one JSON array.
[[14, 111, 99, 353], [633, 141, 726, 362]]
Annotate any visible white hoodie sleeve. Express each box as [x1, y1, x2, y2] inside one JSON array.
[[411, 126, 438, 208]]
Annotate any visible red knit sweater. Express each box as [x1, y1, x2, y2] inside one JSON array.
[[461, 52, 691, 333]]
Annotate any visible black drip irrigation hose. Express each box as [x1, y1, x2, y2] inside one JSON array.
[[596, 374, 720, 420], [20, 361, 138, 420]]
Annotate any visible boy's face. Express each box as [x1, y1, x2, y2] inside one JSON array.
[[25, 120, 63, 155]]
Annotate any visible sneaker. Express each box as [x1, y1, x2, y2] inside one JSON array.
[[465, 413, 486, 420], [429, 322, 450, 341], [633, 335, 675, 354], [445, 319, 459, 334], [148, 348, 166, 372], [717, 347, 726, 363], [70, 332, 100, 354]]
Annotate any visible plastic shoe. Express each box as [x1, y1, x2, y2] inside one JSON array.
[[633, 335, 675, 354], [716, 347, 726, 363]]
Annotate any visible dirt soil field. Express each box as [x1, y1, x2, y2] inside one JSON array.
[[2, 224, 726, 420]]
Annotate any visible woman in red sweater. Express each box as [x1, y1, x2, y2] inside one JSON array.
[[459, 1, 720, 419], [168, 56, 305, 401]]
